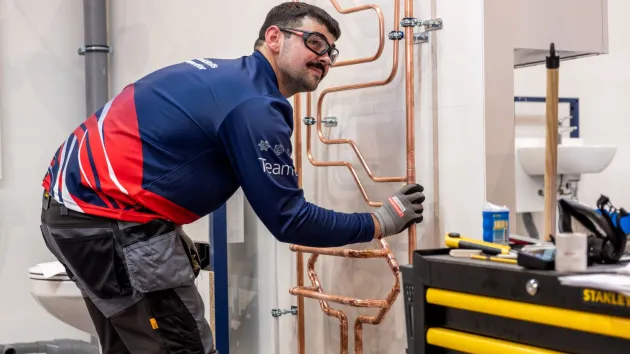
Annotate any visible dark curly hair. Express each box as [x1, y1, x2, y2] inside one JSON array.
[[255, 2, 341, 49]]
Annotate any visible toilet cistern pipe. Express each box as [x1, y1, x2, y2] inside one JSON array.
[[80, 0, 110, 116]]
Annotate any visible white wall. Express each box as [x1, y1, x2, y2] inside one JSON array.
[[0, 0, 92, 344], [515, 0, 628, 211]]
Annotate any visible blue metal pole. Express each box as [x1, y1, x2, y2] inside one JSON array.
[[210, 204, 229, 354]]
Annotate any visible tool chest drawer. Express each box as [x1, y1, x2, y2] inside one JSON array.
[[403, 248, 630, 354]]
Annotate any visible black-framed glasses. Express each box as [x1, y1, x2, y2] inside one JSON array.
[[279, 27, 339, 65]]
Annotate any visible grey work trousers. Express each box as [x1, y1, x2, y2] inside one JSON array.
[[39, 193, 217, 353]]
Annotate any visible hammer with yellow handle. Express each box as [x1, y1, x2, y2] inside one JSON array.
[[445, 232, 511, 255]]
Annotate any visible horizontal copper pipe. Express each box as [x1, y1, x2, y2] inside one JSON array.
[[329, 0, 385, 68], [290, 245, 387, 258], [289, 287, 388, 308]]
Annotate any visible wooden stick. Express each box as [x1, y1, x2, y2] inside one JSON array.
[[544, 43, 560, 242]]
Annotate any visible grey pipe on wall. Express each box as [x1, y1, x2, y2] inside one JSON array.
[[81, 0, 110, 116], [0, 339, 99, 354]]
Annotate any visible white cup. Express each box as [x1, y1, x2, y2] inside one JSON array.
[[555, 232, 588, 272]]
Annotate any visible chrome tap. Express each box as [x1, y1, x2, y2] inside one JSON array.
[[557, 116, 577, 144]]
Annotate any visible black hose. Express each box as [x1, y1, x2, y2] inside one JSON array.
[[522, 212, 540, 240]]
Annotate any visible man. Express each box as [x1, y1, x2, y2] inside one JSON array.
[[39, 2, 425, 353]]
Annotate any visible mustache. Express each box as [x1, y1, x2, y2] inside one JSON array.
[[307, 62, 326, 75]]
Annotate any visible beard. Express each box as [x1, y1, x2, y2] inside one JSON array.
[[279, 59, 326, 94]]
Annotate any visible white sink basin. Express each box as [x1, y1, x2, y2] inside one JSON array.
[[517, 140, 617, 176]]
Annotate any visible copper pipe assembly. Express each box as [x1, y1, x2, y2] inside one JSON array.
[[306, 0, 403, 209], [290, 0, 417, 352]]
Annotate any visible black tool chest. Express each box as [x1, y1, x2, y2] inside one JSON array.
[[402, 248, 630, 354]]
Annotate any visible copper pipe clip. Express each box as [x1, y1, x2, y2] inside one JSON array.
[[413, 32, 429, 44], [388, 31, 404, 40]]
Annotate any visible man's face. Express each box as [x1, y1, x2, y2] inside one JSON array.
[[276, 17, 338, 93]]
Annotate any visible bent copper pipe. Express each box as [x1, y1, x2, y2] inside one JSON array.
[[306, 121, 383, 207], [353, 238, 401, 354], [305, 90, 383, 207], [304, 2, 402, 206], [329, 0, 385, 68], [312, 0, 403, 186]]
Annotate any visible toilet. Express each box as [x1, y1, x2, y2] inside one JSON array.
[[28, 261, 98, 337]]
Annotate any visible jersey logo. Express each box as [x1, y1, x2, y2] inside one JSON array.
[[185, 58, 218, 70], [273, 144, 285, 155], [258, 140, 270, 151], [258, 158, 297, 176]]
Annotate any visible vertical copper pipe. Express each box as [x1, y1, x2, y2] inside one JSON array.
[[404, 0, 416, 263], [293, 94, 306, 354], [291, 3, 305, 353], [354, 318, 365, 354]]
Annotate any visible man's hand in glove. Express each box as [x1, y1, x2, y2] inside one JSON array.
[[372, 184, 425, 239]]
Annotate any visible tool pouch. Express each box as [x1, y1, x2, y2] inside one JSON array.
[[121, 220, 197, 294], [176, 225, 201, 278]]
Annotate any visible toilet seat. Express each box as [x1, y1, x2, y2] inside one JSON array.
[[28, 261, 97, 336], [28, 262, 71, 281]]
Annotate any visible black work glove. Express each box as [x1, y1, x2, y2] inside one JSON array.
[[373, 184, 425, 237]]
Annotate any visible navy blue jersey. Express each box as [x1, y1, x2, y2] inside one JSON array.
[[42, 50, 374, 247]]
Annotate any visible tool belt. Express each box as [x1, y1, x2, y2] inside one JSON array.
[[40, 191, 200, 299]]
